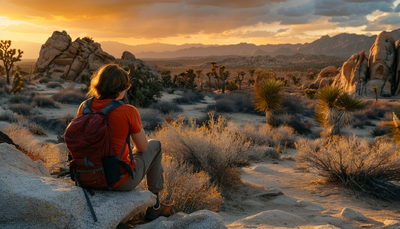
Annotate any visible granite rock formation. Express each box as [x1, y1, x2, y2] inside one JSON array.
[[34, 31, 160, 81], [304, 30, 400, 97]]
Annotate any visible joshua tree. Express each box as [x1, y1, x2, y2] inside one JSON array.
[[248, 69, 256, 86], [196, 70, 203, 90], [185, 68, 197, 91], [211, 61, 221, 89], [220, 69, 230, 94], [314, 86, 364, 135], [253, 78, 285, 125], [206, 72, 213, 90], [0, 40, 23, 85], [235, 71, 245, 90]]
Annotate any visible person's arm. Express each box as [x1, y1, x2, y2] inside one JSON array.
[[131, 128, 148, 153]]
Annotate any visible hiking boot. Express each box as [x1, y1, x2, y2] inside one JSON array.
[[145, 203, 174, 221]]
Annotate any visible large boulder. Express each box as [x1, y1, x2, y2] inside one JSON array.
[[333, 50, 368, 94], [0, 143, 155, 229], [367, 31, 396, 96], [316, 66, 339, 79]]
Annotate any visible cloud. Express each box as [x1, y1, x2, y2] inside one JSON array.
[[328, 15, 369, 27], [314, 0, 395, 16], [277, 2, 315, 17]]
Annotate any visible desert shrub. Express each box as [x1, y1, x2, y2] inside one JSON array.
[[359, 100, 392, 119], [225, 81, 238, 91], [174, 90, 204, 104], [4, 125, 67, 173], [228, 122, 296, 147], [38, 77, 50, 84], [304, 89, 317, 99], [207, 98, 237, 113], [27, 123, 47, 136], [12, 72, 27, 94], [296, 136, 400, 200], [209, 92, 254, 113], [46, 82, 63, 88], [0, 110, 19, 122], [32, 96, 60, 108], [29, 113, 74, 134], [160, 158, 223, 213], [138, 109, 164, 131], [149, 101, 183, 115], [8, 90, 36, 104], [279, 94, 309, 116], [150, 114, 256, 187], [274, 114, 312, 135], [51, 89, 87, 104], [372, 121, 391, 137], [352, 111, 374, 129], [9, 104, 32, 116]]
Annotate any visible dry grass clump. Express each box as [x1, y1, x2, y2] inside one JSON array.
[[8, 90, 37, 104], [9, 104, 33, 116], [32, 96, 60, 108], [160, 157, 223, 213], [46, 82, 63, 88], [4, 125, 66, 172], [296, 136, 400, 200], [228, 122, 296, 147], [150, 113, 255, 187], [51, 89, 87, 104], [27, 123, 47, 136], [207, 98, 238, 113]]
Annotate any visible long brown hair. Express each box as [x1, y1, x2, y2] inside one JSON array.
[[87, 64, 130, 99]]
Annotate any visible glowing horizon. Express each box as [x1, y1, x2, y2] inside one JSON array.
[[1, 0, 400, 47]]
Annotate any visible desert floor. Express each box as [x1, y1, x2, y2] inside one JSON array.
[[4, 82, 399, 229]]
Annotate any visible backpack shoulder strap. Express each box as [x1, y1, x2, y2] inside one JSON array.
[[82, 98, 94, 115], [100, 99, 125, 117]]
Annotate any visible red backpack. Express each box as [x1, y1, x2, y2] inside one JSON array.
[[65, 98, 135, 222], [65, 98, 134, 190]]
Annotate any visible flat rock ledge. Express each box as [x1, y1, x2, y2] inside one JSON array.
[[0, 143, 156, 229]]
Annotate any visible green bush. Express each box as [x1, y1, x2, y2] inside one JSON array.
[[126, 64, 162, 108]]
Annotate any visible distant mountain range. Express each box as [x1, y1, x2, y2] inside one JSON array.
[[12, 28, 400, 60]]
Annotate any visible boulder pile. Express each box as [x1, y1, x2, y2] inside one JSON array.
[[304, 30, 400, 97], [34, 31, 159, 81]]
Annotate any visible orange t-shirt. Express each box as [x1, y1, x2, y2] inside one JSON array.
[[77, 98, 143, 188]]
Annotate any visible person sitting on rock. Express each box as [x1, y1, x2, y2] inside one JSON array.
[[76, 63, 174, 221]]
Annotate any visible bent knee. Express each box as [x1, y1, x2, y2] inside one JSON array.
[[148, 139, 162, 151]]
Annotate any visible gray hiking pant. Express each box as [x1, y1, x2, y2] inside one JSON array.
[[114, 139, 164, 193]]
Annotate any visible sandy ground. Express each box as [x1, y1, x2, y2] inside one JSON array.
[[3, 83, 400, 228]]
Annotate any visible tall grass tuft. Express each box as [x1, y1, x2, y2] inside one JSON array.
[[150, 113, 255, 187], [296, 136, 400, 200], [52, 89, 87, 104]]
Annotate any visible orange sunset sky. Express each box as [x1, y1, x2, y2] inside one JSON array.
[[1, 0, 400, 47]]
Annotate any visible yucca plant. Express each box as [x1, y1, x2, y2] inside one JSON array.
[[253, 78, 285, 125], [388, 107, 400, 143], [315, 86, 364, 135]]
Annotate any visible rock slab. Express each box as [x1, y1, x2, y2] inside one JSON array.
[[0, 143, 155, 229]]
